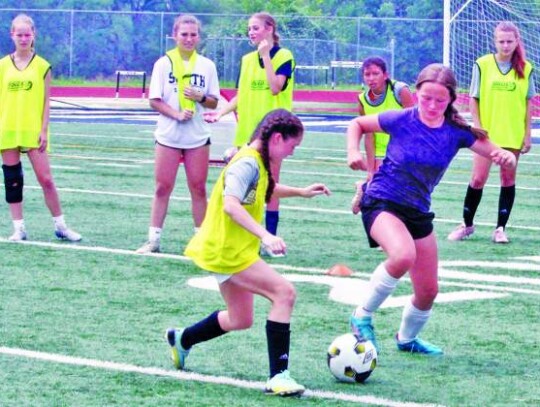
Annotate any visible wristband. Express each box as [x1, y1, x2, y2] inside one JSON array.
[[200, 95, 207, 104]]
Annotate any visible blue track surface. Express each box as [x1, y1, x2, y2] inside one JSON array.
[[50, 108, 540, 143]]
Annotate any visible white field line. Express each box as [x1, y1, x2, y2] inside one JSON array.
[[441, 261, 540, 272], [0, 347, 441, 407], [1, 238, 539, 292], [282, 169, 540, 191], [54, 132, 346, 152], [437, 280, 540, 296], [46, 151, 539, 187], [49, 153, 153, 164], [0, 238, 191, 260], [55, 132, 152, 141], [515, 256, 540, 262], [54, 120, 156, 127], [22, 185, 190, 202], [291, 171, 540, 192], [8, 184, 540, 232], [53, 115, 156, 122], [49, 130, 540, 160], [49, 164, 82, 170], [281, 203, 540, 231], [439, 179, 540, 191], [94, 162, 142, 168], [313, 154, 540, 167]]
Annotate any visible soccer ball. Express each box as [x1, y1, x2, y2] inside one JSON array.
[[222, 146, 238, 164], [327, 333, 377, 383]]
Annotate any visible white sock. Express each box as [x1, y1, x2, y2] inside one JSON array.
[[193, 226, 200, 234], [148, 226, 162, 242], [354, 262, 400, 318], [13, 219, 26, 231], [53, 215, 67, 230], [397, 301, 431, 342]]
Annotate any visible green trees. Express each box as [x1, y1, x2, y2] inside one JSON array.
[[0, 1, 444, 85]]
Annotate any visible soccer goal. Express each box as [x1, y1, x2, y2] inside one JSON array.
[[115, 70, 147, 98], [444, 0, 540, 95]]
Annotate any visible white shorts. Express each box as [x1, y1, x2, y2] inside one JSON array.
[[211, 272, 233, 284]]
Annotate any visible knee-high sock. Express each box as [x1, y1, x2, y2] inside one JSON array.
[[266, 320, 290, 378], [181, 310, 227, 349], [265, 210, 279, 235], [463, 185, 483, 227], [397, 301, 432, 342], [497, 185, 515, 229], [354, 263, 399, 318]]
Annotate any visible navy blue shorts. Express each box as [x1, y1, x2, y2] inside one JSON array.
[[361, 195, 435, 248]]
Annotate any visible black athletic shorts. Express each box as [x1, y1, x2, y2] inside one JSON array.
[[361, 195, 435, 248]]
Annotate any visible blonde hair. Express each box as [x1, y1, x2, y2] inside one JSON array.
[[250, 12, 280, 45], [172, 14, 201, 37], [415, 63, 487, 140], [11, 14, 36, 52]]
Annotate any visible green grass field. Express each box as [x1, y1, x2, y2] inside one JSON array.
[[0, 117, 539, 407]]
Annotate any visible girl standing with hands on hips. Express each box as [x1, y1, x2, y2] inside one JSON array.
[[204, 12, 295, 249], [0, 14, 81, 242], [447, 21, 534, 244], [136, 14, 219, 254], [347, 64, 516, 355], [167, 109, 330, 396]]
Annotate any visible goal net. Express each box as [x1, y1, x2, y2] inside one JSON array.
[[446, 0, 540, 114]]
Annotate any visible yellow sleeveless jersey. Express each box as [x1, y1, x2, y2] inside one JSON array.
[[358, 81, 402, 157], [476, 54, 532, 149], [235, 48, 294, 146], [184, 146, 268, 274], [0, 54, 50, 150]]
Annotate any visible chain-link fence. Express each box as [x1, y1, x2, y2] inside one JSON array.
[[0, 9, 448, 88]]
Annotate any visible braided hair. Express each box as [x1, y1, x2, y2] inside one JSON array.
[[249, 109, 303, 202], [415, 63, 487, 140]]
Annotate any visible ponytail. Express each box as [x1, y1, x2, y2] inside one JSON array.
[[495, 21, 527, 79]]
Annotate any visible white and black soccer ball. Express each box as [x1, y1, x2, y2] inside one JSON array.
[[327, 333, 377, 383], [222, 146, 238, 164]]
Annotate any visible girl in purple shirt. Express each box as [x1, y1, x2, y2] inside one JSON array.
[[346, 63, 516, 356]]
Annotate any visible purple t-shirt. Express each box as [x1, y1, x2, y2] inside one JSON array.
[[366, 107, 476, 212]]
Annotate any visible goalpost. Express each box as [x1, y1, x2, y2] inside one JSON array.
[[115, 70, 147, 98], [444, 0, 540, 97]]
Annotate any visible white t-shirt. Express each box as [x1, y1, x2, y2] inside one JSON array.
[[149, 54, 220, 149]]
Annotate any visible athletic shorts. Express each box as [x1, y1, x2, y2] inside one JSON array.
[[210, 272, 232, 284], [155, 137, 211, 151], [361, 195, 435, 248]]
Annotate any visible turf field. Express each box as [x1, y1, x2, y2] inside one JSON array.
[[0, 112, 539, 407]]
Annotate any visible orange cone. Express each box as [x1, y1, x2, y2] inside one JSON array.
[[326, 264, 353, 276]]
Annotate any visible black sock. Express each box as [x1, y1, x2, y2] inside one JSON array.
[[463, 185, 483, 227], [265, 210, 279, 235], [266, 320, 290, 378], [497, 185, 515, 228], [181, 310, 227, 349]]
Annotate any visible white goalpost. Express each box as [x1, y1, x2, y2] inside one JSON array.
[[443, 0, 540, 94]]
